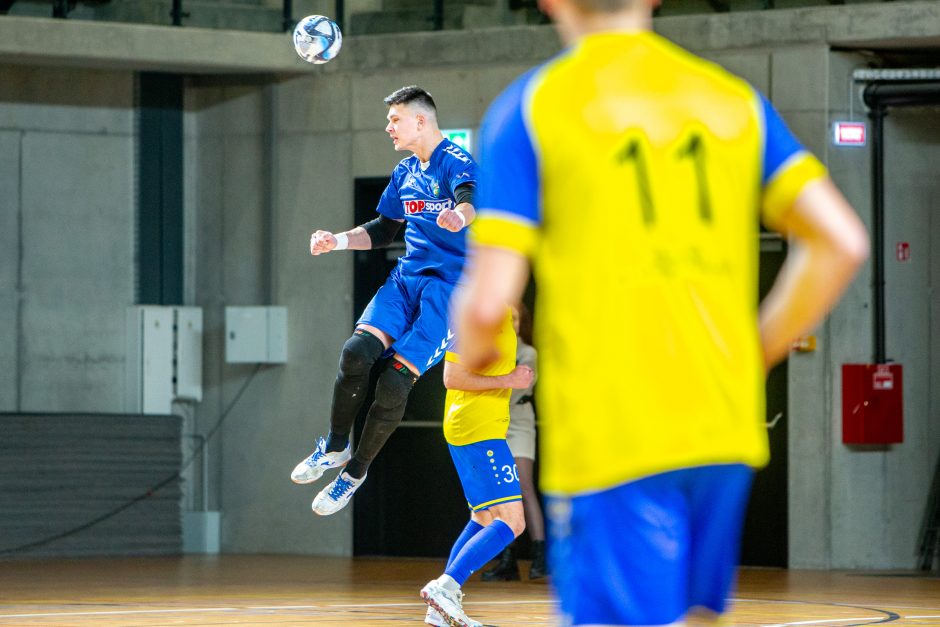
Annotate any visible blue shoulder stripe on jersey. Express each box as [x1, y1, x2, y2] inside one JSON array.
[[376, 173, 404, 220], [476, 67, 542, 226], [439, 139, 474, 166], [759, 92, 805, 188], [436, 139, 478, 198]]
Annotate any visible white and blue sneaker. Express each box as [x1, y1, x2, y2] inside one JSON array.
[[420, 580, 482, 627], [290, 437, 351, 484], [311, 471, 366, 516]]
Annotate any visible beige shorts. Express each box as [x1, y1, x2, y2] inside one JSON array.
[[506, 403, 536, 460]]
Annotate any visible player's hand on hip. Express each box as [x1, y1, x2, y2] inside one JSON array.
[[436, 209, 466, 232], [310, 230, 336, 256], [506, 365, 534, 389]]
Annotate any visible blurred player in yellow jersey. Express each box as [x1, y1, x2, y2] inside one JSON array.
[[420, 307, 534, 627], [454, 0, 870, 624]]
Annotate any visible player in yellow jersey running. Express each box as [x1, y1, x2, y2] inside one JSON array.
[[454, 0, 870, 624], [420, 307, 534, 627]]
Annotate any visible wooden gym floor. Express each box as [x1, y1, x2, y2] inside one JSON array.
[[0, 555, 938, 626]]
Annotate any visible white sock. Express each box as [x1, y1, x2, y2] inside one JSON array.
[[436, 573, 460, 591]]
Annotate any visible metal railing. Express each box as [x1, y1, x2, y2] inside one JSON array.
[[1, 0, 903, 37], [6, 0, 311, 31]]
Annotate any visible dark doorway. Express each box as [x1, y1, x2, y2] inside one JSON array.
[[740, 235, 789, 567], [351, 178, 468, 557]]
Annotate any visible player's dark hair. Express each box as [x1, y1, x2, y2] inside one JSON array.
[[384, 85, 437, 113]]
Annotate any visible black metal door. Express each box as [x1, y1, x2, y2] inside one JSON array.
[[740, 235, 789, 567]]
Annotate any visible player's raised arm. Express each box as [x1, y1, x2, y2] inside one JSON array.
[[437, 183, 477, 232], [759, 177, 869, 370], [309, 216, 403, 256]]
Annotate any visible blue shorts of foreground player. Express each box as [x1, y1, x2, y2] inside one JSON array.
[[547, 463, 754, 626], [449, 439, 522, 511], [357, 266, 455, 376]]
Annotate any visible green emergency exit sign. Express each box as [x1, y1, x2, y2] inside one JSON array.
[[442, 128, 472, 152]]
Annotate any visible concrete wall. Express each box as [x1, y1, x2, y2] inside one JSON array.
[[873, 105, 940, 568], [781, 51, 940, 569], [2, 2, 939, 566], [0, 65, 135, 413], [826, 100, 940, 569], [0, 126, 19, 410], [182, 77, 362, 553]]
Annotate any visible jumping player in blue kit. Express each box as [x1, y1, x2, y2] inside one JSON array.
[[291, 85, 478, 515]]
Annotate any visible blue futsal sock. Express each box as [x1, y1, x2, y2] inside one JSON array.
[[445, 519, 516, 585], [446, 520, 485, 571]]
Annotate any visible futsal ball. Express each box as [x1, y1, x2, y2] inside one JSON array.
[[293, 15, 343, 64]]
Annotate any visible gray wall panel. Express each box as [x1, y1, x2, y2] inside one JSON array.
[[0, 131, 20, 411], [278, 74, 352, 133], [0, 67, 133, 134], [803, 57, 940, 568], [771, 47, 829, 112], [877, 108, 940, 567], [235, 129, 354, 554], [703, 51, 772, 95], [19, 131, 134, 412], [0, 413, 182, 559]]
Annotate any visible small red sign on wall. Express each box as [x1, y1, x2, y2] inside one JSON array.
[[833, 121, 867, 146], [896, 242, 910, 262], [872, 365, 894, 390]]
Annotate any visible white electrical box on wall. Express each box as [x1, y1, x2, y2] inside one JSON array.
[[126, 306, 174, 414], [266, 307, 287, 363], [175, 307, 203, 402], [126, 306, 205, 414], [225, 306, 288, 364]]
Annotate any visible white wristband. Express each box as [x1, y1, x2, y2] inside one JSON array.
[[456, 211, 467, 228], [333, 232, 349, 251]]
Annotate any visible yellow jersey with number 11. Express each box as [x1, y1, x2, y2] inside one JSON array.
[[472, 31, 827, 496]]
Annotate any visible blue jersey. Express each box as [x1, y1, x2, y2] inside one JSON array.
[[376, 139, 478, 284]]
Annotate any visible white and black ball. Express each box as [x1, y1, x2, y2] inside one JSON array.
[[293, 15, 342, 65]]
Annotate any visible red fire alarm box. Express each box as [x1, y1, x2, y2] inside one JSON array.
[[841, 363, 903, 444]]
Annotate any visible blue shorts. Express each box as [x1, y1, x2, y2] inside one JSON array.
[[547, 464, 753, 626], [448, 439, 522, 512], [357, 267, 455, 376]]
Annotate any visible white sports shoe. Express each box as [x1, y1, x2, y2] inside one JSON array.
[[420, 580, 482, 627], [311, 471, 366, 516], [290, 437, 351, 484], [425, 605, 446, 626]]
